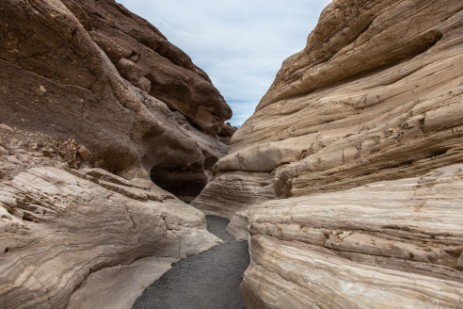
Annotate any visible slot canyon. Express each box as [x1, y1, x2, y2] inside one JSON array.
[[1, 0, 463, 308]]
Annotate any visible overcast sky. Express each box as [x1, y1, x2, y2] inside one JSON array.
[[117, 0, 331, 126]]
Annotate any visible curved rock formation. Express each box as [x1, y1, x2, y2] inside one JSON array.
[[194, 0, 463, 307], [0, 0, 232, 307], [0, 125, 222, 309], [0, 164, 218, 309], [0, 0, 233, 199]]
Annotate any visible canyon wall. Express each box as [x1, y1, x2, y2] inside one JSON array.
[[0, 0, 234, 199], [193, 0, 463, 307], [0, 0, 231, 308]]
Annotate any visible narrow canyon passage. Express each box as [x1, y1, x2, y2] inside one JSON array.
[[132, 216, 249, 309]]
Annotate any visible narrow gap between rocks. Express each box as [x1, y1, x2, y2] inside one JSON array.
[[132, 216, 249, 309]]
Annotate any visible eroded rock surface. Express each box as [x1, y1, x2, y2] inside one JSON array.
[[0, 0, 232, 307], [0, 0, 234, 199], [0, 162, 219, 309], [132, 216, 249, 309], [0, 125, 221, 309], [193, 0, 463, 307], [242, 165, 463, 308]]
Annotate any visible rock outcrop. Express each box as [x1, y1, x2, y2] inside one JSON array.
[[0, 0, 231, 307], [0, 126, 220, 309], [0, 164, 218, 309], [0, 0, 234, 200], [194, 0, 463, 307]]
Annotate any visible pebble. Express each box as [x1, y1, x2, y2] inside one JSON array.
[[78, 145, 91, 161]]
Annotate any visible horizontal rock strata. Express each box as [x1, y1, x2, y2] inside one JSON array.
[[193, 0, 463, 307], [241, 165, 463, 308]]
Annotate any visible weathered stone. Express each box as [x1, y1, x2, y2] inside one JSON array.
[[0, 0, 233, 199], [193, 0, 463, 307], [0, 146, 8, 156], [0, 124, 14, 133], [0, 1, 233, 307], [0, 167, 219, 309], [77, 145, 91, 161]]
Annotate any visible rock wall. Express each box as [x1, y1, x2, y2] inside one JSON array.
[[0, 165, 218, 309], [0, 0, 231, 307], [0, 0, 234, 199], [0, 125, 222, 309], [193, 0, 463, 307]]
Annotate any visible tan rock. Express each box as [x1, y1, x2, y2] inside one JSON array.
[[0, 167, 219, 309], [77, 145, 91, 161], [67, 256, 177, 309], [193, 0, 463, 307], [241, 165, 463, 308], [0, 146, 8, 156], [0, 124, 14, 133]]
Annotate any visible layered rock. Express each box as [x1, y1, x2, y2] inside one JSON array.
[[0, 0, 233, 199], [0, 126, 221, 309], [0, 122, 221, 309], [193, 0, 463, 307], [241, 165, 463, 308], [0, 0, 231, 307], [0, 163, 219, 309]]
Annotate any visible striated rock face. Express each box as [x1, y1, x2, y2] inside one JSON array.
[[194, 0, 463, 307], [241, 165, 463, 308], [0, 164, 219, 309], [0, 0, 233, 199], [0, 130, 219, 308], [0, 0, 230, 307]]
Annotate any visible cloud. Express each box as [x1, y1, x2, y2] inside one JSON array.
[[117, 0, 331, 125]]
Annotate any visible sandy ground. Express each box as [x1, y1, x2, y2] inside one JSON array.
[[132, 216, 249, 309]]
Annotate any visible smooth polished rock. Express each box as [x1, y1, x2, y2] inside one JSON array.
[[241, 164, 463, 308], [193, 0, 463, 307], [0, 167, 219, 309]]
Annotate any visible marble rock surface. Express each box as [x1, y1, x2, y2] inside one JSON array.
[[242, 165, 463, 308], [193, 0, 463, 307], [0, 164, 219, 309]]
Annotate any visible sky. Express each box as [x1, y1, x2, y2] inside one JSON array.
[[117, 0, 331, 126]]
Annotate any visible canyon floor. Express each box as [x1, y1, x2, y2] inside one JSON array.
[[132, 216, 249, 309]]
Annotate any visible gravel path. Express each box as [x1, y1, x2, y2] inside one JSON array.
[[132, 216, 249, 309]]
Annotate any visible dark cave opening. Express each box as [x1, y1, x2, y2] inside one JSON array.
[[150, 163, 208, 202]]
